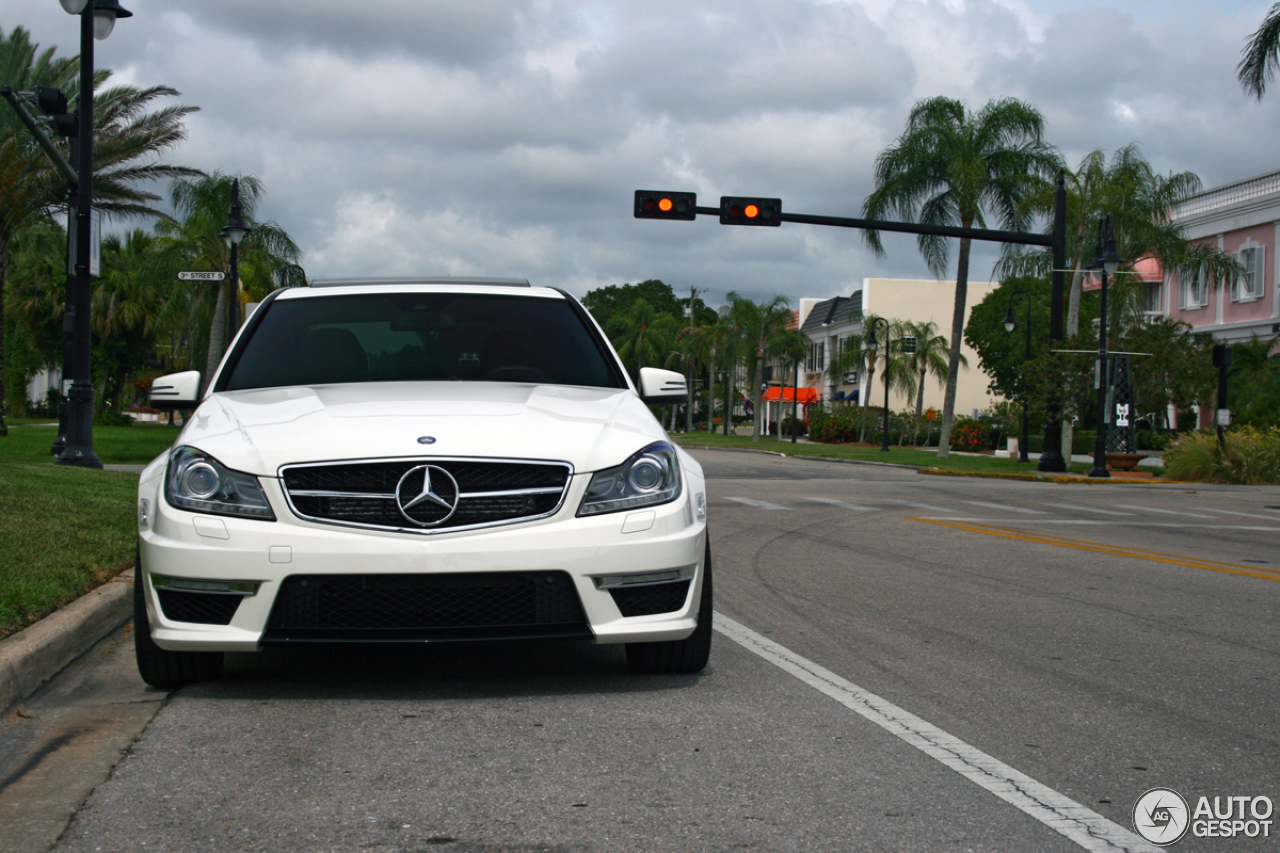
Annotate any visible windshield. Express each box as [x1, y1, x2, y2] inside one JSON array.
[[221, 292, 626, 391]]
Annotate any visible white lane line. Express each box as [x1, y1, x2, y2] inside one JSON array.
[[913, 519, 1280, 531], [963, 500, 1047, 515], [802, 498, 878, 511], [714, 614, 1161, 853], [1197, 507, 1280, 521], [881, 498, 958, 513], [1114, 505, 1216, 519], [725, 497, 793, 511], [1041, 502, 1136, 517]]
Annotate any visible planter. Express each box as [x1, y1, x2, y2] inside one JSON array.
[[1105, 452, 1148, 472]]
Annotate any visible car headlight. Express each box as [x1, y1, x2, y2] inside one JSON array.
[[577, 442, 682, 517], [164, 446, 276, 521]]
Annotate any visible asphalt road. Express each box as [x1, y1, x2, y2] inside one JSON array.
[[3, 448, 1278, 852]]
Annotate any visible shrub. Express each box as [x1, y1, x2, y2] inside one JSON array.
[[1162, 426, 1280, 484], [950, 417, 994, 452]]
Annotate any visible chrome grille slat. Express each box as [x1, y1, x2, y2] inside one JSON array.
[[280, 457, 573, 533]]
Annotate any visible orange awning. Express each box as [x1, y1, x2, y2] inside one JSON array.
[[761, 387, 819, 403]]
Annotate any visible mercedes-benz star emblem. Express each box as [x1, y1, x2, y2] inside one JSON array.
[[395, 464, 460, 526]]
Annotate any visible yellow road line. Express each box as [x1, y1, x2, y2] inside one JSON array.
[[912, 518, 1280, 583]]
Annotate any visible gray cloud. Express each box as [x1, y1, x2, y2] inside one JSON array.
[[3, 0, 1279, 308]]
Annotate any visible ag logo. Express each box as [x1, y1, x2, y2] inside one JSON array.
[[395, 464, 460, 527], [1133, 787, 1190, 846]]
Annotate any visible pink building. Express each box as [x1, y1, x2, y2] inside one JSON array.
[[1163, 169, 1280, 344]]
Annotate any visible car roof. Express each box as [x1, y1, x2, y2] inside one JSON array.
[[309, 277, 531, 288]]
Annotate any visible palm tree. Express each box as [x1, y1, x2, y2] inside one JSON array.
[[1003, 146, 1238, 339], [154, 173, 303, 387], [0, 24, 201, 435], [723, 293, 796, 442], [863, 96, 1060, 458], [606, 296, 679, 382], [1240, 3, 1280, 98], [679, 319, 733, 432], [901, 320, 955, 419]]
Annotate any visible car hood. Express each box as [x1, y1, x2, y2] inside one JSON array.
[[175, 382, 667, 476]]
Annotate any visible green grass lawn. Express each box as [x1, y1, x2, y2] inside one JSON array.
[[671, 431, 1132, 477], [0, 423, 181, 465], [0, 424, 181, 638], [0, 462, 142, 638]]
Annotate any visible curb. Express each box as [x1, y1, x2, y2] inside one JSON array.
[[0, 569, 134, 717], [916, 468, 1188, 485]]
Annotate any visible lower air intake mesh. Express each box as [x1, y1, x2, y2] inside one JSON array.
[[263, 572, 591, 642], [609, 580, 692, 617]]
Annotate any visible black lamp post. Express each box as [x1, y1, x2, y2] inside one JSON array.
[[866, 317, 891, 452], [220, 178, 250, 345], [1003, 290, 1032, 464], [1088, 214, 1124, 479], [57, 0, 131, 469]]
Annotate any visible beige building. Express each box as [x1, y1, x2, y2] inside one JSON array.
[[797, 278, 1003, 417]]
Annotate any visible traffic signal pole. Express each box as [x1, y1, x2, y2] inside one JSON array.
[[637, 184, 1070, 471]]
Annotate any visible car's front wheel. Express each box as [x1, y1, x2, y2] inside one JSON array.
[[626, 537, 713, 674], [133, 546, 224, 689]]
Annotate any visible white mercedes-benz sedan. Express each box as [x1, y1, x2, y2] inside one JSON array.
[[135, 278, 709, 687]]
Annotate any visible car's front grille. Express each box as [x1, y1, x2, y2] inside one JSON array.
[[279, 458, 572, 533], [156, 589, 242, 625], [609, 580, 692, 617], [262, 572, 591, 642]]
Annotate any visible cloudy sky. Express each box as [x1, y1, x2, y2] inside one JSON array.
[[4, 0, 1278, 308]]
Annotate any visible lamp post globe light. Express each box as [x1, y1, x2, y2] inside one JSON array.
[[1088, 214, 1124, 479], [1003, 290, 1033, 464], [221, 178, 251, 341], [57, 0, 132, 469], [865, 317, 891, 453]]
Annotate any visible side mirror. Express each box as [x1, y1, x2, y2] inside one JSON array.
[[638, 367, 688, 406], [149, 370, 201, 410]]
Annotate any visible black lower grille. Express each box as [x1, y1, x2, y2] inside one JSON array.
[[157, 589, 242, 625], [263, 572, 591, 642], [609, 581, 692, 617]]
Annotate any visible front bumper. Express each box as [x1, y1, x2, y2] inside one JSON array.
[[138, 468, 707, 652]]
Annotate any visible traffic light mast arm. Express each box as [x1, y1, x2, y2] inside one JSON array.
[[779, 210, 1054, 248], [0, 86, 78, 185]]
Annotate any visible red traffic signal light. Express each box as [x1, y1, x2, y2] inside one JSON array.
[[635, 190, 696, 221], [720, 196, 781, 226]]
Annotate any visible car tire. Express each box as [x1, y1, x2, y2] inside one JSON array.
[[626, 537, 713, 674], [133, 545, 224, 689]]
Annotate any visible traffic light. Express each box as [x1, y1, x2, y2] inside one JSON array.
[[634, 190, 696, 221], [32, 85, 76, 138], [720, 196, 781, 226]]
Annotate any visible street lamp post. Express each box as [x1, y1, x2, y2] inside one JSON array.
[[57, 0, 132, 469], [1088, 214, 1124, 479], [866, 317, 891, 452], [1003, 290, 1032, 464], [220, 178, 250, 345]]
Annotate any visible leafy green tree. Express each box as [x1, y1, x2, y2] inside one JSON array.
[[863, 96, 1060, 458], [582, 280, 682, 328], [1227, 335, 1280, 427], [680, 318, 733, 432], [1239, 3, 1280, 98], [154, 173, 302, 387], [723, 292, 796, 442], [0, 24, 201, 434], [964, 277, 1057, 401]]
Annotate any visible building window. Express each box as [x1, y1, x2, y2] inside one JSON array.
[[900, 335, 917, 355], [1233, 244, 1264, 301], [817, 341, 825, 371], [1145, 282, 1162, 313], [1181, 267, 1207, 308]]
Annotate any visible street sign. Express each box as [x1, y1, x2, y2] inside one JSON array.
[[178, 271, 226, 281], [1217, 409, 1231, 427]]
